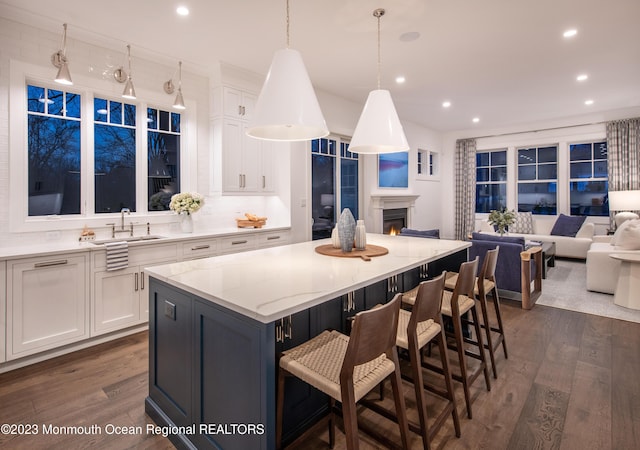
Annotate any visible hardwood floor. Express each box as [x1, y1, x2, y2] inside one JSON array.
[[1, 299, 639, 449]]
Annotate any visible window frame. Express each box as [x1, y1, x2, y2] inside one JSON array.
[[568, 140, 609, 217], [516, 144, 559, 215], [416, 148, 440, 181], [475, 148, 507, 213], [9, 59, 195, 233]]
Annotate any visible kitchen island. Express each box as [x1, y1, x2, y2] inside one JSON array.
[[144, 234, 470, 449]]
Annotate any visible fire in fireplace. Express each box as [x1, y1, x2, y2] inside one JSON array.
[[383, 208, 407, 235]]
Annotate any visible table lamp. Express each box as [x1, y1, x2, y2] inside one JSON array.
[[609, 190, 640, 228]]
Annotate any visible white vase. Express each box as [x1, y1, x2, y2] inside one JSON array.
[[181, 213, 193, 233], [331, 226, 341, 248], [355, 220, 367, 250]]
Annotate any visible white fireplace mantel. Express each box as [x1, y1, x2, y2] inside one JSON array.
[[370, 194, 420, 233]]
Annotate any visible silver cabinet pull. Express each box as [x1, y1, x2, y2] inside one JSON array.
[[239, 174, 242, 188], [34, 259, 68, 268], [238, 105, 243, 116], [267, 236, 280, 241], [140, 272, 144, 290], [262, 175, 266, 189], [232, 240, 248, 245], [191, 245, 210, 250], [135, 272, 139, 291]]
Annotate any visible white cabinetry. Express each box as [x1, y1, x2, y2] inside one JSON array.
[[92, 244, 177, 336], [257, 229, 291, 248], [214, 86, 275, 194], [0, 262, 5, 363], [180, 238, 219, 260], [6, 254, 89, 360]]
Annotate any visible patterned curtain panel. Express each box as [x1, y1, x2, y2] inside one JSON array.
[[606, 118, 640, 227], [454, 138, 477, 240]]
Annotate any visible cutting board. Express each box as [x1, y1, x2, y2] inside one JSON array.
[[315, 244, 388, 261]]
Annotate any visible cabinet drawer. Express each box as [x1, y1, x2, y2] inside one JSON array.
[[257, 230, 291, 248], [93, 243, 178, 269], [180, 239, 219, 260], [219, 235, 257, 254]]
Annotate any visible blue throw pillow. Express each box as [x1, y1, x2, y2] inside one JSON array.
[[471, 232, 525, 247], [550, 214, 586, 237], [400, 228, 440, 239]]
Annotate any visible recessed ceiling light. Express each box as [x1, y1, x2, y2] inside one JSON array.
[[576, 74, 588, 81], [442, 101, 451, 108], [395, 76, 405, 84], [584, 99, 594, 105], [472, 117, 480, 123], [563, 29, 577, 38], [399, 31, 420, 42], [176, 6, 189, 16]]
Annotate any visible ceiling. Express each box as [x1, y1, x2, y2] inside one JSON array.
[[2, 0, 639, 132]]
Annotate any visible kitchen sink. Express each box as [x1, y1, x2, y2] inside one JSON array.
[[91, 235, 165, 245]]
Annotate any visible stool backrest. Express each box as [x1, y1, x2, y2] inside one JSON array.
[[344, 295, 401, 370], [450, 257, 479, 316], [411, 272, 446, 327], [481, 246, 500, 282]]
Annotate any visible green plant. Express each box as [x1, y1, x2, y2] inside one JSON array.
[[488, 208, 516, 235]]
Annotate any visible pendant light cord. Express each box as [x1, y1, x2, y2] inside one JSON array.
[[61, 23, 68, 57], [286, 0, 290, 48], [126, 44, 132, 78], [373, 9, 385, 90]]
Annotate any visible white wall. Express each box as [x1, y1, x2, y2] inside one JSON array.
[[441, 107, 640, 238]]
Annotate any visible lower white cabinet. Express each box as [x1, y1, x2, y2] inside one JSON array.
[[6, 254, 89, 360], [0, 261, 6, 363], [92, 244, 177, 336]]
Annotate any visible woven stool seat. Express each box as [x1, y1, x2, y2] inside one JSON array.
[[280, 330, 394, 403], [396, 311, 439, 350], [440, 290, 475, 316], [445, 273, 495, 296]]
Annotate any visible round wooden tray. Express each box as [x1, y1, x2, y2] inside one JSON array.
[[315, 244, 388, 261]]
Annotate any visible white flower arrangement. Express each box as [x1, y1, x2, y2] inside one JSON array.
[[169, 192, 204, 215]]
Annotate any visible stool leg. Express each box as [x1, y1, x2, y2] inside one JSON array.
[[329, 398, 335, 449], [340, 382, 360, 450], [389, 350, 411, 450], [433, 330, 461, 437], [490, 287, 508, 359], [470, 306, 492, 392], [409, 341, 430, 450], [478, 291, 498, 379], [451, 313, 473, 419]]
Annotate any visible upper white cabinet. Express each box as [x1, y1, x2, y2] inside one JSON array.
[[0, 261, 6, 363], [221, 87, 256, 121], [212, 86, 275, 194], [6, 254, 89, 360]]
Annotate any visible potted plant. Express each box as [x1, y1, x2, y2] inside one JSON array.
[[488, 208, 516, 236]]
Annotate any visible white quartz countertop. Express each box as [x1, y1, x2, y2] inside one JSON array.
[[145, 234, 470, 323]]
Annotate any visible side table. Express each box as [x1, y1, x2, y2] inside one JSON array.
[[609, 253, 640, 310], [540, 241, 556, 279]]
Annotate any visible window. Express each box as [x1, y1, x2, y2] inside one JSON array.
[[517, 145, 557, 215], [417, 149, 439, 179], [148, 108, 181, 211], [475, 150, 507, 213], [27, 85, 81, 216], [311, 136, 358, 240], [94, 97, 136, 213], [569, 141, 608, 216]]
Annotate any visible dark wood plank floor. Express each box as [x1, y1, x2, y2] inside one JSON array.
[[1, 299, 639, 450]]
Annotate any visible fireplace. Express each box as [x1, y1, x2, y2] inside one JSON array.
[[383, 208, 407, 235], [370, 194, 419, 234]]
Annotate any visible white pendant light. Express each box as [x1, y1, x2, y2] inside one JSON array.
[[349, 9, 408, 154], [246, 0, 328, 141], [51, 23, 73, 85], [164, 61, 186, 110], [122, 45, 136, 100]]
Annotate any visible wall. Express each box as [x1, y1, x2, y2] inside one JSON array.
[[440, 107, 640, 238]]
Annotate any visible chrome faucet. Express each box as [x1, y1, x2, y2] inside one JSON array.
[[107, 208, 133, 238]]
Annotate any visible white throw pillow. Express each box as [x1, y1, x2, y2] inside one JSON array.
[[615, 219, 640, 250], [611, 218, 636, 246], [511, 212, 534, 234]]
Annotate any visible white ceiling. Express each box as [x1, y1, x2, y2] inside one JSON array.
[[2, 0, 639, 132]]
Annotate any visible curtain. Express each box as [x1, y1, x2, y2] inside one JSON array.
[[454, 138, 476, 240], [606, 118, 640, 226]]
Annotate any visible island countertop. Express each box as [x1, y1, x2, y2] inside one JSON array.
[[145, 233, 470, 323]]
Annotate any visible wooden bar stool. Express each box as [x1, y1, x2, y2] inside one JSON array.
[[276, 295, 410, 450], [392, 273, 461, 449], [405, 257, 490, 419], [444, 247, 508, 379]]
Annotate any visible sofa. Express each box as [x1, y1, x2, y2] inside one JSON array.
[[586, 219, 640, 294], [478, 213, 594, 259], [470, 233, 542, 308]]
